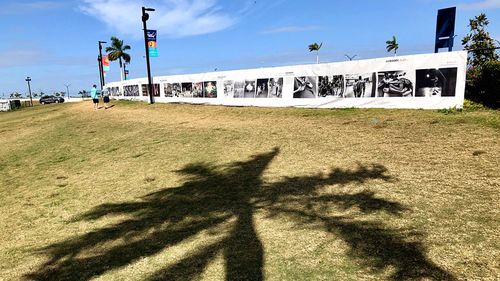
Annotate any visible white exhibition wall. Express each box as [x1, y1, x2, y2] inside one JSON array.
[[104, 51, 467, 109], [0, 100, 10, 111]]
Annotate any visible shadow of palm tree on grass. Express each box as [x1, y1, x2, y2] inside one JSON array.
[[27, 148, 455, 280]]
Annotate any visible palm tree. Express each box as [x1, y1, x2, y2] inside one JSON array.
[[79, 90, 88, 98], [386, 36, 399, 56], [106, 36, 131, 81], [308, 42, 323, 64]]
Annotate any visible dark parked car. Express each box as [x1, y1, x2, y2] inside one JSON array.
[[39, 95, 64, 104]]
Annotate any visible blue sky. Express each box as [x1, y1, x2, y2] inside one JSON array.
[[0, 0, 499, 96]]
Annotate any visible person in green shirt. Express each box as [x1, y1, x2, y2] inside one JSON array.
[[90, 85, 99, 110]]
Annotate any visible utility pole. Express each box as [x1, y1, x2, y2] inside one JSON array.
[[98, 41, 107, 90], [142, 6, 155, 104], [25, 77, 33, 107]]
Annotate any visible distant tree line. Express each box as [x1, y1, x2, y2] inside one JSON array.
[[5, 91, 94, 99]]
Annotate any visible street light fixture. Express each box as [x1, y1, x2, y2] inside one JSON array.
[[345, 54, 358, 61], [25, 77, 33, 107], [142, 6, 155, 104], [98, 41, 107, 91]]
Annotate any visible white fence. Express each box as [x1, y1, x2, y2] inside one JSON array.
[[104, 51, 467, 110]]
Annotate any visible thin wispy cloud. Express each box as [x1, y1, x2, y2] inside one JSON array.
[[261, 25, 321, 34], [0, 44, 93, 68], [458, 0, 500, 10], [0, 1, 64, 15], [0, 48, 46, 68], [19, 1, 62, 9], [79, 0, 240, 38]]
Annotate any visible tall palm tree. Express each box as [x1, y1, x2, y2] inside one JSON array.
[[386, 36, 399, 56], [106, 36, 131, 81], [308, 42, 323, 64]]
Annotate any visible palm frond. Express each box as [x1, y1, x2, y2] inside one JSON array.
[[308, 42, 322, 52], [105, 46, 117, 53], [110, 36, 122, 47], [122, 53, 131, 63]]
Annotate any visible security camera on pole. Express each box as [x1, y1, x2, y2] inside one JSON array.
[[142, 6, 156, 104]]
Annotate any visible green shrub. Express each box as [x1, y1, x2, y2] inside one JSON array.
[[466, 60, 500, 108], [463, 99, 487, 111]]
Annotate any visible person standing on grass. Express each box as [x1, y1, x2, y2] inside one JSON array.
[[90, 84, 99, 110], [102, 89, 110, 109]]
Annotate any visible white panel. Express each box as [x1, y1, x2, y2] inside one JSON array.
[[104, 51, 467, 109]]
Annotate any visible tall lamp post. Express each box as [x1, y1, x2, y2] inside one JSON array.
[[25, 77, 33, 107], [124, 62, 129, 80], [98, 41, 107, 91], [142, 6, 155, 104], [64, 83, 71, 100]]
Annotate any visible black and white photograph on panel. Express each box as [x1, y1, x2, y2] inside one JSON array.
[[377, 71, 413, 97], [124, 85, 139, 96], [193, 82, 203, 97], [415, 68, 457, 97], [256, 79, 269, 98], [164, 83, 173, 97], [109, 87, 120, 96], [224, 80, 234, 97], [344, 73, 376, 98], [181, 83, 193, 97], [268, 77, 283, 98], [244, 80, 256, 98], [154, 84, 161, 96], [141, 84, 160, 97], [234, 81, 245, 98], [318, 75, 344, 97], [142, 84, 150, 96], [172, 83, 181, 97], [204, 81, 217, 98], [293, 76, 317, 98]]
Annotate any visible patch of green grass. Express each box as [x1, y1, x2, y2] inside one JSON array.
[[0, 101, 499, 280]]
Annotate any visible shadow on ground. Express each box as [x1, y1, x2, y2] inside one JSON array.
[[26, 148, 455, 281]]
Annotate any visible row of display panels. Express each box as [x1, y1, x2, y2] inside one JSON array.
[[107, 67, 458, 99]]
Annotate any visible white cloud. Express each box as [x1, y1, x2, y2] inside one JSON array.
[[79, 0, 238, 38], [261, 25, 320, 34], [459, 0, 500, 10]]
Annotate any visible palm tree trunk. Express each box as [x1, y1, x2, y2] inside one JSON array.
[[119, 58, 124, 81], [316, 51, 319, 64]]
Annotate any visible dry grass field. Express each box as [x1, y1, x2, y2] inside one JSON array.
[[0, 101, 499, 280]]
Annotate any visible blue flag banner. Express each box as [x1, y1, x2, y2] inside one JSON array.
[[147, 29, 158, 57]]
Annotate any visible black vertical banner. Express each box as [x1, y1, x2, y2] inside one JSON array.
[[435, 7, 456, 53]]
